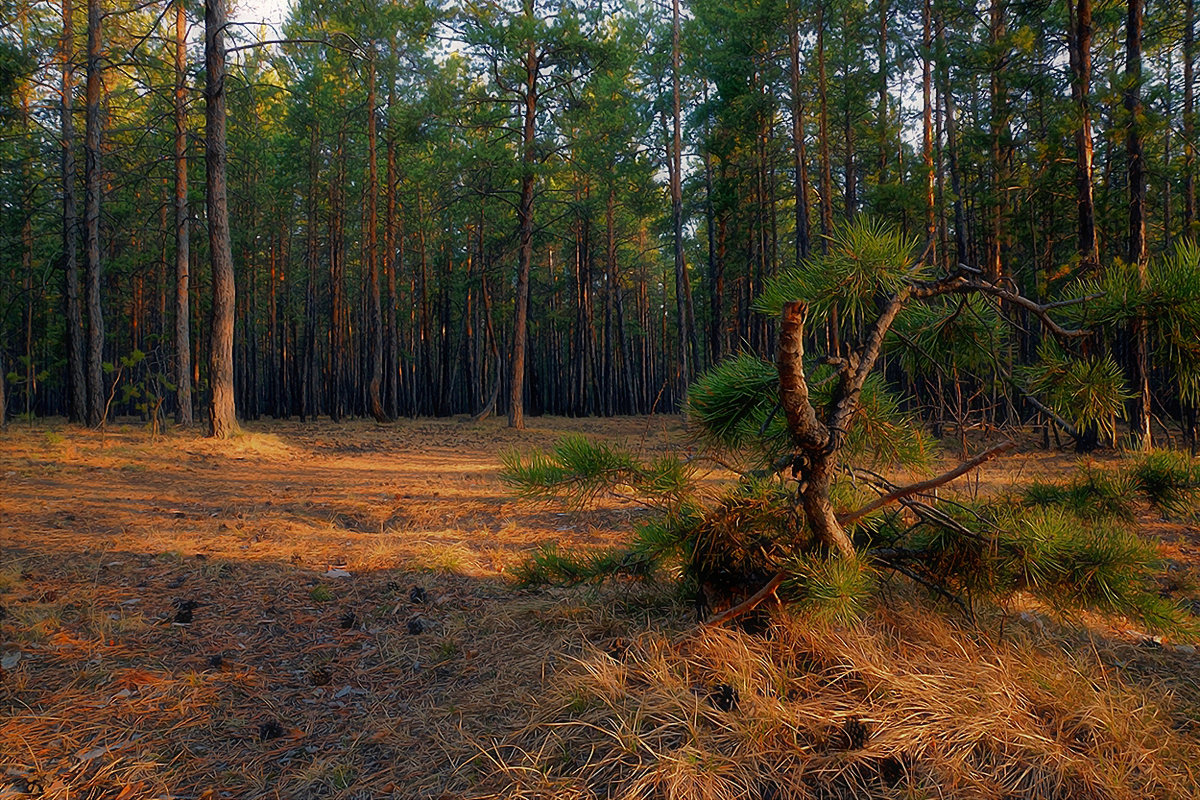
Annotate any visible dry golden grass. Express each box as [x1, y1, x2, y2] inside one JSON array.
[[483, 598, 1200, 800], [2, 416, 1199, 799]]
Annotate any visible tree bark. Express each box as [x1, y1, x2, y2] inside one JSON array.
[[174, 0, 193, 425], [366, 54, 386, 422], [1186, 0, 1195, 236], [816, 0, 833, 253], [1125, 0, 1151, 449], [84, 0, 104, 427], [789, 10, 810, 264], [777, 302, 854, 559], [1067, 0, 1098, 270], [205, 0, 239, 438], [62, 0, 86, 423], [921, 0, 935, 257], [670, 0, 693, 390], [509, 0, 538, 429]]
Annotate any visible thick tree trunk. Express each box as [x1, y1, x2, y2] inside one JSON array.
[[62, 0, 86, 423], [84, 0, 104, 427], [1126, 0, 1151, 449], [777, 302, 855, 559], [205, 0, 239, 439], [174, 0, 193, 426]]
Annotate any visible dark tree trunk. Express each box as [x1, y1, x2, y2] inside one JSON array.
[[174, 0, 193, 425], [62, 0, 86, 423], [1125, 0, 1151, 449], [789, 13, 810, 264], [922, 0, 935, 256], [670, 0, 694, 390], [1186, 0, 1196, 236], [1067, 0, 1098, 270], [366, 55, 386, 422], [509, 0, 538, 429], [84, 0, 104, 427], [206, 0, 239, 438]]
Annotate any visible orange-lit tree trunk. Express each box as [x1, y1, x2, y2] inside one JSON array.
[[205, 0, 239, 438]]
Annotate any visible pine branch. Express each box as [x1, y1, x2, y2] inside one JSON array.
[[838, 442, 1014, 525]]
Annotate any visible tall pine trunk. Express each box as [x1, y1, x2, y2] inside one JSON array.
[[62, 0, 86, 423], [205, 0, 238, 438], [366, 55, 386, 422], [84, 0, 104, 426], [1126, 0, 1151, 449], [174, 0, 193, 425], [509, 0, 538, 429], [1067, 0, 1098, 270]]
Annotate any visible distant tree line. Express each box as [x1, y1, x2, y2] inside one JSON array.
[[0, 0, 1197, 443]]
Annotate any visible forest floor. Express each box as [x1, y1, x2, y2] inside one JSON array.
[[2, 417, 1200, 799]]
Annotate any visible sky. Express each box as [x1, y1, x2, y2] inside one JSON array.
[[230, 0, 293, 32]]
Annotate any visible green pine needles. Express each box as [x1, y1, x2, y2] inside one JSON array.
[[503, 219, 1192, 636]]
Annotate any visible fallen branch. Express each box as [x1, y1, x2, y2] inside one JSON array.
[[838, 441, 1014, 526], [702, 571, 786, 629]]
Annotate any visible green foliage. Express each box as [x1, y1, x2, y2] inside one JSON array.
[[994, 508, 1182, 630], [1021, 464, 1136, 521], [1127, 451, 1200, 519], [686, 355, 932, 472], [500, 436, 692, 509], [684, 353, 779, 450], [784, 553, 875, 626], [890, 296, 1009, 379], [1021, 341, 1132, 441], [754, 217, 929, 328]]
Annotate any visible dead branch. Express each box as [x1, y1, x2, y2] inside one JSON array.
[[702, 571, 786, 629], [838, 442, 1014, 526]]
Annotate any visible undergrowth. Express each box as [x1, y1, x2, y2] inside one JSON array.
[[480, 597, 1200, 800]]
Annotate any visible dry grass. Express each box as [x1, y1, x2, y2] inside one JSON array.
[[2, 416, 1200, 799], [483, 599, 1200, 800]]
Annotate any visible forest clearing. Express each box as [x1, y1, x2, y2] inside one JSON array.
[[3, 417, 1200, 799], [9, 0, 1200, 794]]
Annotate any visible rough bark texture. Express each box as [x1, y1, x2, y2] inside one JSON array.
[[84, 0, 104, 427], [508, 0, 537, 430], [1125, 0, 1151, 450], [777, 302, 854, 559], [206, 0, 239, 439], [63, 0, 86, 423], [789, 14, 810, 264], [366, 55, 386, 422], [174, 0, 193, 426], [670, 0, 693, 389], [1067, 0, 1098, 270]]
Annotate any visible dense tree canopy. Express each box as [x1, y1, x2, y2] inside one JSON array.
[[1, 0, 1198, 443]]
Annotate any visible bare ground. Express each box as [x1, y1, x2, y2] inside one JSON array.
[[1, 417, 1199, 799]]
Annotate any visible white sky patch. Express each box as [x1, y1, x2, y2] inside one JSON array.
[[230, 0, 292, 31]]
